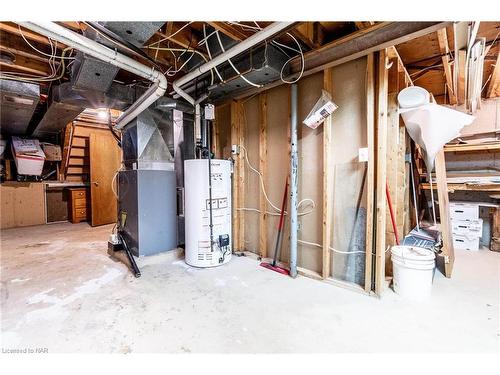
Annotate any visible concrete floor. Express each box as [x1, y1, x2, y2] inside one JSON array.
[[1, 222, 499, 353]]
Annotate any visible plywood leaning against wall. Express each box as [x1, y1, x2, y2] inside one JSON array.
[[1, 182, 45, 229]]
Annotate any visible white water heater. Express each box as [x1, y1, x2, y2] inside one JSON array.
[[184, 159, 232, 267]]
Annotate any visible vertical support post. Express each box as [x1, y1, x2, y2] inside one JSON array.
[[375, 49, 389, 296], [238, 102, 246, 252], [322, 68, 333, 279], [259, 93, 268, 259], [364, 54, 375, 292], [290, 84, 298, 278], [231, 100, 241, 251], [435, 149, 454, 277]]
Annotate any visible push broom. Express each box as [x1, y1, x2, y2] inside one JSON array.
[[260, 177, 290, 275]]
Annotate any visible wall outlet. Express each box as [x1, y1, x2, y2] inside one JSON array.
[[231, 144, 240, 155]]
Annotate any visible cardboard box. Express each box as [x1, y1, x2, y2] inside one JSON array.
[[453, 234, 480, 251], [452, 218, 483, 237], [41, 143, 62, 161], [450, 202, 479, 220]]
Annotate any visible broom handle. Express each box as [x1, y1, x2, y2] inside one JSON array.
[[272, 177, 289, 266], [386, 181, 400, 246]]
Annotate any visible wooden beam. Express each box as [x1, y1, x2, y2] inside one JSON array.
[[152, 23, 206, 58], [0, 46, 57, 76], [435, 149, 455, 277], [259, 93, 268, 259], [290, 22, 324, 49], [354, 21, 375, 30], [0, 22, 67, 47], [0, 57, 51, 77], [231, 22, 449, 102], [486, 52, 500, 98], [364, 53, 376, 293], [436, 28, 458, 104], [290, 22, 450, 76], [322, 68, 333, 279], [207, 22, 249, 41], [0, 39, 55, 64], [388, 46, 413, 86], [375, 49, 389, 296]]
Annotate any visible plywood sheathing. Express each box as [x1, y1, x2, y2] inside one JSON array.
[[0, 182, 46, 229]]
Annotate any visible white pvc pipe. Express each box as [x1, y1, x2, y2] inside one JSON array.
[[18, 21, 168, 129]]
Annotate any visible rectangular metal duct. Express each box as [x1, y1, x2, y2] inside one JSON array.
[[72, 22, 164, 92], [93, 22, 165, 48], [121, 102, 176, 171], [32, 82, 135, 137], [208, 44, 290, 99], [0, 79, 40, 136], [71, 53, 120, 92]]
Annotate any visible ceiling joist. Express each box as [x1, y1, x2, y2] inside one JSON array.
[[206, 22, 250, 41]]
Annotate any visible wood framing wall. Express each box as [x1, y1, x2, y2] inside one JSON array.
[[215, 52, 412, 296]]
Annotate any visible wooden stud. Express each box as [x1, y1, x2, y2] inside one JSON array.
[[237, 102, 246, 252], [486, 52, 500, 98], [212, 113, 220, 158], [322, 68, 333, 279], [230, 100, 241, 251], [259, 93, 268, 259], [385, 58, 400, 264], [436, 28, 458, 104], [375, 49, 389, 296], [457, 49, 467, 105], [490, 207, 500, 252], [435, 149, 455, 278], [396, 119, 407, 240], [364, 53, 376, 293]]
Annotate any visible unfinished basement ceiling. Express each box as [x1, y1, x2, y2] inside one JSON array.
[[1, 21, 500, 137], [396, 22, 500, 103]]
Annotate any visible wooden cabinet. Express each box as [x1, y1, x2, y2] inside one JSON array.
[[68, 188, 90, 223]]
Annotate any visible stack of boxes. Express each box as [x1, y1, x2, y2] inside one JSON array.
[[450, 202, 483, 251]]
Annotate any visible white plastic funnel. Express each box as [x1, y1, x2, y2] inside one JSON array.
[[398, 87, 475, 171]]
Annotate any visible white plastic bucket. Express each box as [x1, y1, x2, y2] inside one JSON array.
[[391, 246, 436, 301]]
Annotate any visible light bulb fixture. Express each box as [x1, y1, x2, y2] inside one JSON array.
[[97, 109, 109, 120]]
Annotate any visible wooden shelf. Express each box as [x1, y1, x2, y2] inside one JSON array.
[[444, 142, 500, 153], [421, 182, 500, 192]]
